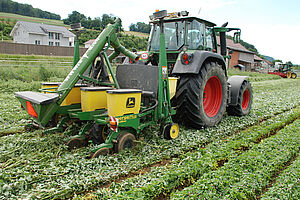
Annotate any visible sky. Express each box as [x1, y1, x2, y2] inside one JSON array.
[[14, 0, 300, 63]]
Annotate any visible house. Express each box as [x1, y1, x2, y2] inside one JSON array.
[[217, 36, 255, 71], [254, 54, 263, 69], [261, 59, 273, 72], [10, 21, 75, 47], [84, 39, 95, 48]]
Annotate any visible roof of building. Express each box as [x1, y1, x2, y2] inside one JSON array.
[[84, 39, 96, 44], [265, 59, 273, 65], [217, 36, 254, 54], [10, 21, 75, 37], [254, 54, 263, 61]]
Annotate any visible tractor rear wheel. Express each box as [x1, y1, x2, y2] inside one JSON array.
[[175, 62, 227, 128], [291, 73, 297, 79], [227, 81, 253, 116]]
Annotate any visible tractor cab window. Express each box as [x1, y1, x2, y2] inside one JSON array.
[[187, 20, 205, 50], [206, 27, 214, 50], [149, 21, 185, 51]]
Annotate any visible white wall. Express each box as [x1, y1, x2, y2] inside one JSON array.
[[13, 25, 29, 44], [28, 34, 46, 45], [12, 25, 74, 47]]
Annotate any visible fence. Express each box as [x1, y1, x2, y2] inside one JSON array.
[[0, 42, 88, 57]]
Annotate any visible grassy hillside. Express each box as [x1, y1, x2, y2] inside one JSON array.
[[0, 12, 66, 27], [123, 31, 149, 38]]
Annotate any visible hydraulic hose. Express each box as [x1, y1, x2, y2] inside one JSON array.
[[140, 99, 158, 114]]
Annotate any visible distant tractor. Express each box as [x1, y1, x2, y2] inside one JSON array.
[[14, 10, 253, 157], [269, 62, 297, 79]]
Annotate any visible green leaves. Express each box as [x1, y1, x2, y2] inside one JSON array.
[[0, 62, 300, 199]]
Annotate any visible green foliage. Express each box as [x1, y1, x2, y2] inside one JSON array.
[[63, 11, 86, 25], [64, 11, 116, 31], [0, 53, 73, 62], [240, 39, 259, 54], [95, 109, 300, 199], [228, 68, 281, 82], [0, 0, 60, 20], [171, 119, 300, 199], [260, 156, 300, 200], [0, 55, 300, 199], [129, 22, 151, 33], [0, 54, 72, 82], [78, 29, 100, 45], [118, 33, 148, 51], [78, 30, 148, 51], [0, 18, 14, 40], [272, 59, 283, 65]]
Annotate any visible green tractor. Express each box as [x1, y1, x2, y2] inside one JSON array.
[[14, 10, 253, 157], [130, 10, 253, 127]]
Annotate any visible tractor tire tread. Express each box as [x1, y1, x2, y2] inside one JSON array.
[[174, 62, 227, 128]]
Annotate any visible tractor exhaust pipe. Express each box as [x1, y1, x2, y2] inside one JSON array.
[[220, 32, 227, 56], [220, 22, 228, 56]]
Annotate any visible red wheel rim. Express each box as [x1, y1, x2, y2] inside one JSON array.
[[203, 76, 222, 117], [242, 89, 250, 110]]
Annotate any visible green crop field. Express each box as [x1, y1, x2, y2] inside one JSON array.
[[0, 54, 299, 199]]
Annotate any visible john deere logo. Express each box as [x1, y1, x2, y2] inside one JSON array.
[[126, 97, 135, 108]]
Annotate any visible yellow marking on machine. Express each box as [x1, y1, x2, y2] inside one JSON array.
[[117, 115, 137, 123]]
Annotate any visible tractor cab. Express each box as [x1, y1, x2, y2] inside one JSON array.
[[146, 12, 217, 67]]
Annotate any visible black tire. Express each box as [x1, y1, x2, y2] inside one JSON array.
[[227, 81, 253, 116], [92, 148, 110, 158], [291, 73, 297, 79], [162, 123, 179, 140], [114, 132, 136, 153], [66, 137, 87, 149], [90, 124, 107, 145], [175, 62, 227, 128]]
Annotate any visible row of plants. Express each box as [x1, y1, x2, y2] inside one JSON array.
[[0, 54, 72, 83], [171, 119, 300, 199], [0, 53, 73, 62], [228, 68, 281, 82], [0, 79, 299, 199], [0, 66, 71, 82], [260, 156, 300, 199], [83, 108, 300, 199]]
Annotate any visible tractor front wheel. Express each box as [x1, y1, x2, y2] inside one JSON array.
[[227, 81, 253, 116], [175, 62, 227, 128]]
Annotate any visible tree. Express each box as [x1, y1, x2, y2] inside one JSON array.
[[63, 12, 117, 31], [129, 22, 150, 33], [101, 14, 115, 29], [0, 0, 61, 20], [272, 59, 283, 65], [63, 11, 86, 25]]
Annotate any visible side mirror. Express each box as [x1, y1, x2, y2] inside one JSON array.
[[234, 32, 240, 43]]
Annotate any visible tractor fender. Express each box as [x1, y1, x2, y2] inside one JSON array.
[[172, 51, 226, 75], [227, 75, 249, 106]]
